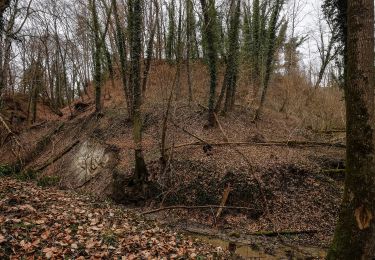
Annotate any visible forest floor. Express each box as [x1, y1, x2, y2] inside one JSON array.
[[0, 82, 346, 258], [0, 177, 229, 259]]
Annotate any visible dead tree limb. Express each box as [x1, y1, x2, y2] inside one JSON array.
[[142, 205, 262, 215], [216, 184, 231, 219], [249, 229, 318, 237], [171, 120, 210, 145], [167, 140, 345, 151]]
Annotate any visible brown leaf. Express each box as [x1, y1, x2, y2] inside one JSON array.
[[0, 235, 5, 244], [41, 231, 50, 240], [19, 204, 36, 213], [35, 219, 46, 225]]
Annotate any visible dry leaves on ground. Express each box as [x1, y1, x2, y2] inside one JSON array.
[[0, 177, 226, 259]]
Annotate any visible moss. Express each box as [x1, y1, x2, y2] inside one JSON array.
[[102, 230, 118, 246], [16, 169, 38, 181], [0, 165, 14, 176], [37, 176, 60, 187]]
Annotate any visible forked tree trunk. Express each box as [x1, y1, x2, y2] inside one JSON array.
[[327, 0, 375, 258]]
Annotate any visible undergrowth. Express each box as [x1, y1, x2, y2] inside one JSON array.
[[0, 166, 58, 187]]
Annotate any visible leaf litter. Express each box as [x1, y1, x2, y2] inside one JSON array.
[[0, 177, 228, 259]]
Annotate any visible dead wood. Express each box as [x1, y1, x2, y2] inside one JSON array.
[[142, 205, 262, 215], [249, 229, 318, 237], [216, 184, 231, 219], [168, 140, 345, 151]]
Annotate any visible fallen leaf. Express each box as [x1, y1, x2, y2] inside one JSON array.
[[0, 235, 5, 244]]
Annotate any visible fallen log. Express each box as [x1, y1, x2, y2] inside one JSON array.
[[168, 140, 346, 151], [142, 205, 262, 215], [249, 229, 318, 237]]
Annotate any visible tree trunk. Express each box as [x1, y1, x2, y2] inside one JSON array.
[[129, 0, 148, 186], [112, 0, 132, 118], [254, 0, 283, 120], [200, 0, 218, 127], [327, 0, 375, 258], [90, 0, 102, 113]]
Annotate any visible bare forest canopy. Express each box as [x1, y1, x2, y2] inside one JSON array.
[[0, 0, 342, 115]]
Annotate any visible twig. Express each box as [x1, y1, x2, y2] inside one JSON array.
[[142, 205, 261, 215], [171, 120, 210, 145]]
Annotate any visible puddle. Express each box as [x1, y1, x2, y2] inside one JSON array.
[[192, 234, 326, 259]]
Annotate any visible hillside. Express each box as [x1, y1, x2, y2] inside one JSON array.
[[0, 63, 347, 258]]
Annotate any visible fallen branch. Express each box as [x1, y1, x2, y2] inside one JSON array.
[[29, 121, 47, 129], [168, 140, 345, 151], [249, 229, 318, 237], [183, 227, 318, 239], [142, 205, 262, 215], [216, 184, 231, 219], [315, 129, 346, 134], [33, 140, 80, 172], [171, 120, 210, 145]]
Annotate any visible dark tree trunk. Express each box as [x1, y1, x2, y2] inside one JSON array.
[[200, 0, 218, 127], [129, 0, 148, 186], [327, 0, 375, 258]]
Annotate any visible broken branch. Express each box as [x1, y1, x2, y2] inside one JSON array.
[[142, 205, 261, 215]]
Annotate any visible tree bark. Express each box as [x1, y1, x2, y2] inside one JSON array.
[[327, 0, 375, 258], [129, 0, 148, 186], [200, 0, 218, 127]]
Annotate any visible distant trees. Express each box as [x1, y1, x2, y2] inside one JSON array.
[[217, 0, 241, 114], [322, 0, 347, 87], [0, 0, 32, 108], [0, 0, 10, 108], [253, 0, 286, 120], [327, 0, 375, 258]]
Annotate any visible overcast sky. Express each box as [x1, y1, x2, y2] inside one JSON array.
[[289, 0, 330, 74]]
